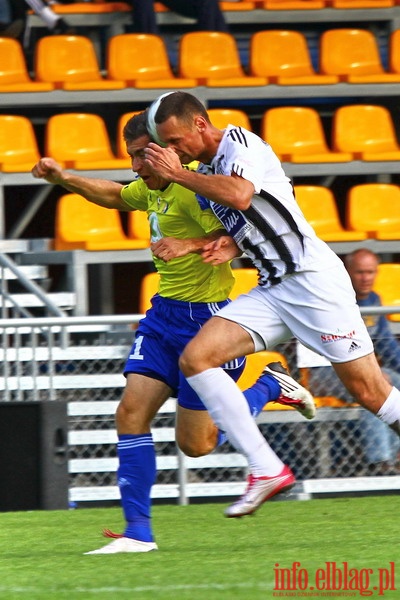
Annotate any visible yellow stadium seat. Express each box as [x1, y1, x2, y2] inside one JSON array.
[[0, 38, 54, 93], [262, 106, 353, 163], [256, 0, 326, 7], [346, 183, 400, 239], [389, 29, 400, 74], [250, 30, 339, 85], [374, 264, 400, 322], [207, 108, 252, 131], [106, 34, 197, 88], [327, 0, 393, 7], [332, 104, 400, 160], [230, 268, 259, 300], [320, 29, 400, 83], [34, 35, 125, 90], [220, 1, 256, 8], [45, 113, 130, 170], [54, 193, 149, 251], [0, 115, 41, 172], [139, 272, 160, 313], [50, 2, 131, 13], [178, 31, 268, 87], [294, 185, 368, 241]]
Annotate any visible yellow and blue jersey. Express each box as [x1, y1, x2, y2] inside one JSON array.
[[121, 177, 234, 302]]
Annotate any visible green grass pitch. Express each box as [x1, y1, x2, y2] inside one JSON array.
[[0, 495, 398, 600]]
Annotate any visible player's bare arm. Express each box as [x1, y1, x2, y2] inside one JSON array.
[[202, 236, 242, 265], [32, 157, 127, 210], [151, 230, 235, 262], [144, 143, 254, 210]]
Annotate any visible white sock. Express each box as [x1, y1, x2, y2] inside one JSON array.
[[377, 386, 400, 434], [187, 368, 284, 477]]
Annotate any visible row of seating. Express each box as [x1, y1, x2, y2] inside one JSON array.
[[2, 103, 400, 173], [54, 182, 400, 255], [45, 0, 400, 13], [2, 27, 400, 92]]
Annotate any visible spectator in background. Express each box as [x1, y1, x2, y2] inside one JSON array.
[[296, 248, 400, 474], [128, 0, 228, 34]]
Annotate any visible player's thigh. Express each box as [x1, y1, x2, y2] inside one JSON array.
[[117, 373, 172, 433], [180, 315, 255, 374], [333, 354, 392, 411]]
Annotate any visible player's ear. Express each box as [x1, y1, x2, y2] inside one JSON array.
[[194, 115, 207, 133]]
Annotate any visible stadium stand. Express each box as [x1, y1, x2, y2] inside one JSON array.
[[294, 185, 368, 242]]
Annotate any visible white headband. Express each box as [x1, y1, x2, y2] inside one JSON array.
[[147, 92, 175, 146]]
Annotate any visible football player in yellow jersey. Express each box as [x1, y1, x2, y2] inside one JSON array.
[[32, 111, 313, 554]]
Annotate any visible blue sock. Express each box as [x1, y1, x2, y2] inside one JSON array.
[[117, 434, 156, 543], [243, 373, 281, 417], [216, 374, 281, 445]]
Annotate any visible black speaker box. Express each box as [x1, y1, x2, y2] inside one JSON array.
[[0, 401, 69, 511]]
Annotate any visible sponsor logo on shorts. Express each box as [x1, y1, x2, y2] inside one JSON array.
[[348, 341, 361, 353], [320, 330, 356, 344]]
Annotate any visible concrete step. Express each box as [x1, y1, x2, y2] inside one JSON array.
[[3, 292, 76, 309]]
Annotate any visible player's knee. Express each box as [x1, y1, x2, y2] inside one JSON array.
[[177, 434, 216, 457], [116, 398, 149, 433]]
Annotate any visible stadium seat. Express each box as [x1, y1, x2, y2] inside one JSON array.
[[262, 106, 353, 163], [319, 29, 400, 83], [106, 34, 197, 88], [178, 31, 268, 87], [230, 268, 259, 300], [0, 38, 54, 93], [327, 0, 393, 7], [45, 113, 130, 170], [54, 193, 150, 251], [139, 272, 160, 313], [220, 1, 256, 9], [0, 115, 41, 172], [346, 183, 400, 239], [332, 104, 400, 160], [34, 35, 125, 90], [128, 211, 151, 246], [207, 108, 252, 131], [250, 30, 339, 85], [389, 29, 400, 74], [116, 111, 141, 160], [49, 1, 131, 13], [294, 185, 367, 241], [374, 264, 400, 322], [256, 0, 327, 7]]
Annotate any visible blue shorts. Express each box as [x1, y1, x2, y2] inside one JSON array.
[[124, 294, 246, 410]]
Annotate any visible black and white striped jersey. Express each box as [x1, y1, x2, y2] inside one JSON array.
[[196, 125, 340, 287]]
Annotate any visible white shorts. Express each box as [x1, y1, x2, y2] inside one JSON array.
[[218, 264, 374, 364]]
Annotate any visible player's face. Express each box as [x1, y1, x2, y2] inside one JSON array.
[[126, 135, 169, 190], [156, 115, 207, 164], [347, 255, 379, 300]]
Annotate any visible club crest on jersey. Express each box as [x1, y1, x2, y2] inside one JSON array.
[[157, 197, 169, 213]]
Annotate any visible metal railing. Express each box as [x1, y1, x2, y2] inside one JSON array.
[[1, 309, 400, 504]]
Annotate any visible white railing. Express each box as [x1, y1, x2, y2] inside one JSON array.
[[1, 310, 400, 505]]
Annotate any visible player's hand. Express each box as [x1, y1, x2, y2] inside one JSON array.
[[144, 143, 182, 180], [202, 236, 240, 265], [151, 237, 191, 262], [31, 157, 64, 183]]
